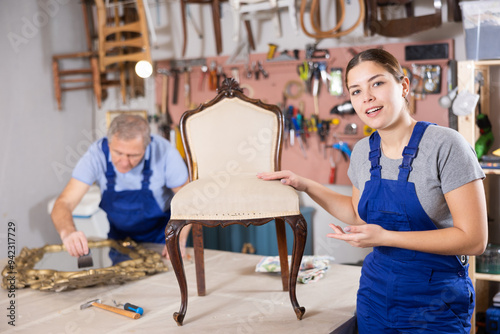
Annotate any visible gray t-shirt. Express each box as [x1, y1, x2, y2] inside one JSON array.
[[348, 125, 485, 229]]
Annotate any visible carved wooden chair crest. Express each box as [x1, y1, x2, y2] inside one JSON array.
[[166, 78, 307, 325]]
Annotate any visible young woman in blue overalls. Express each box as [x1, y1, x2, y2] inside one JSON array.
[[258, 49, 488, 333]]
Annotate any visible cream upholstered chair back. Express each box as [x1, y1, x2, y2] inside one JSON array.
[[184, 99, 278, 179], [181, 85, 282, 181]]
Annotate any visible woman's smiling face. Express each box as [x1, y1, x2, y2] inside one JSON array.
[[346, 60, 410, 131]]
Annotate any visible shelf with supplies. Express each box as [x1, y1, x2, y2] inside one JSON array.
[[457, 59, 500, 334]]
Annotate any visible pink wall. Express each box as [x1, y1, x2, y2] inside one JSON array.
[[156, 39, 454, 185]]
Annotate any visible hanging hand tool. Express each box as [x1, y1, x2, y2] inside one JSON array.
[[268, 50, 297, 62], [363, 125, 375, 136], [157, 68, 173, 140], [287, 105, 295, 147], [297, 111, 308, 148], [333, 141, 352, 158], [216, 66, 227, 89], [318, 120, 330, 157], [253, 61, 259, 80], [305, 43, 331, 59], [312, 63, 321, 116], [184, 67, 192, 108], [267, 43, 278, 60], [329, 155, 336, 184], [80, 299, 140, 319], [257, 61, 269, 79], [290, 106, 307, 158], [199, 65, 208, 91], [298, 102, 308, 145], [208, 61, 217, 91], [328, 68, 343, 96], [281, 94, 289, 148], [292, 116, 307, 158], [330, 101, 355, 115], [245, 63, 252, 79], [344, 123, 358, 135], [297, 61, 311, 93], [310, 114, 318, 132], [171, 68, 180, 105], [319, 62, 329, 87], [231, 67, 240, 83]]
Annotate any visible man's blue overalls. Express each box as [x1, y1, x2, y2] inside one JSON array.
[[99, 138, 169, 244], [356, 122, 474, 333]]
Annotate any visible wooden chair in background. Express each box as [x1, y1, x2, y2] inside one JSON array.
[[53, 0, 151, 110], [94, 0, 151, 103], [52, 52, 102, 110]]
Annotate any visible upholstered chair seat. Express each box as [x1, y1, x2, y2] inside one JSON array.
[[171, 173, 300, 220]]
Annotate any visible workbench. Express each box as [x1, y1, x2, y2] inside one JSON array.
[[1, 246, 360, 333]]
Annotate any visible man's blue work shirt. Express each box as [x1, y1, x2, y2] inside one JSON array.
[[72, 134, 188, 212]]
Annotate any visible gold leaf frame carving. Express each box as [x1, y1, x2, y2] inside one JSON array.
[[1, 239, 167, 292]]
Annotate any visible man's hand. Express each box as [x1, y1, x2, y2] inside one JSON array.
[[51, 178, 91, 257], [61, 231, 89, 257]]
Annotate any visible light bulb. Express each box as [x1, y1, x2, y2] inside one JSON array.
[[135, 60, 153, 78]]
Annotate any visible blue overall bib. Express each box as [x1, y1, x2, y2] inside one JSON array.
[[99, 138, 170, 244], [356, 122, 474, 333]]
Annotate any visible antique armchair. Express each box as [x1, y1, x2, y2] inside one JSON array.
[[165, 78, 307, 325]]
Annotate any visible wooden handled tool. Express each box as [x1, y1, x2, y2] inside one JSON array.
[[80, 299, 140, 319]]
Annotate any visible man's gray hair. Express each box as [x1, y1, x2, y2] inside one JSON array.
[[107, 114, 151, 148]]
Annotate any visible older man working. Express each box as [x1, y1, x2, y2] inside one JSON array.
[[51, 114, 189, 258]]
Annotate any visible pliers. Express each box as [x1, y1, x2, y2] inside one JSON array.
[[297, 61, 311, 92]]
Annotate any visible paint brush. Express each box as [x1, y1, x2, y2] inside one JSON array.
[[77, 249, 93, 268]]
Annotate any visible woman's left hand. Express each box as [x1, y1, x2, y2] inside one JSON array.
[[327, 223, 387, 248]]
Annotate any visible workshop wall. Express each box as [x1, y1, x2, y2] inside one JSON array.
[[155, 39, 454, 185], [0, 1, 95, 257], [0, 0, 473, 255]]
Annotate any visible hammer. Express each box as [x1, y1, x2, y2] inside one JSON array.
[[80, 299, 140, 319]]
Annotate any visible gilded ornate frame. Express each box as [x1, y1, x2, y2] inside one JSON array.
[[1, 239, 167, 292]]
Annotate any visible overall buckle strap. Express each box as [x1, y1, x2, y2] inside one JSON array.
[[102, 138, 116, 189], [368, 132, 382, 179], [141, 155, 152, 189], [397, 122, 434, 182], [141, 139, 153, 189], [398, 146, 418, 175]]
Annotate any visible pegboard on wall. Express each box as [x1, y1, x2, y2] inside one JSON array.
[[155, 39, 454, 185]]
